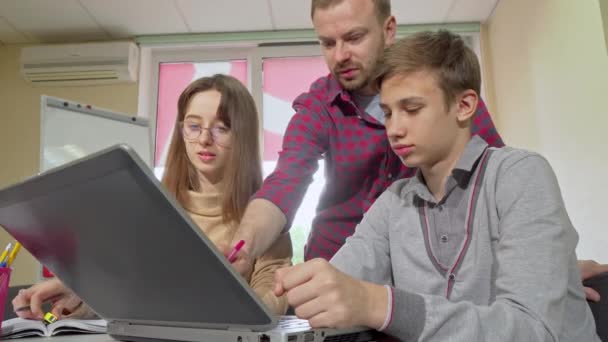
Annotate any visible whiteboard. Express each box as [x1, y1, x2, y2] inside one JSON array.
[[40, 95, 152, 172]]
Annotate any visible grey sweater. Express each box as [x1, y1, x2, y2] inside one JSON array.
[[331, 142, 599, 341]]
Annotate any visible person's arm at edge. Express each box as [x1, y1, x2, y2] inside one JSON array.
[[579, 259, 608, 301]]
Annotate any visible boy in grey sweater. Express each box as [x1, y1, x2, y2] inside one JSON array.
[[274, 30, 600, 341]]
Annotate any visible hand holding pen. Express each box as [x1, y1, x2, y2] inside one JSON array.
[[227, 240, 245, 263], [12, 278, 83, 321], [224, 240, 254, 281]]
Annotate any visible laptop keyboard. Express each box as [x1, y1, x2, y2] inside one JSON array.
[[277, 316, 311, 330]]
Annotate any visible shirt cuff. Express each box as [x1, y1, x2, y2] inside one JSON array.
[[382, 287, 426, 340], [378, 285, 393, 331]]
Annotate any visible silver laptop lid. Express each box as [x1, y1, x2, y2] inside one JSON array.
[[0, 144, 277, 331]]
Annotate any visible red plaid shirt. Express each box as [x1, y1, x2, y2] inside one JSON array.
[[254, 75, 504, 261]]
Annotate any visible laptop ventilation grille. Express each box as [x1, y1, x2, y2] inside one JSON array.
[[323, 332, 365, 342]]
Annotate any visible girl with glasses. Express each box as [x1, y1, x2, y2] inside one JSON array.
[[12, 74, 292, 320]]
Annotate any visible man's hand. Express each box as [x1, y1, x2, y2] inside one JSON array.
[[274, 258, 388, 329], [12, 278, 83, 320], [222, 241, 254, 282], [578, 259, 608, 302], [230, 199, 287, 279]]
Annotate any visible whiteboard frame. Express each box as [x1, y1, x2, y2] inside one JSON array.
[[39, 95, 153, 174], [37, 95, 152, 280]]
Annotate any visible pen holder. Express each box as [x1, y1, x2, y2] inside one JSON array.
[[0, 267, 12, 330]]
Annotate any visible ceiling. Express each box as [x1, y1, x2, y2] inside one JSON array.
[[0, 0, 500, 45]]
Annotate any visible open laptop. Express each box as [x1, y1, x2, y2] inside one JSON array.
[[0, 145, 377, 342]]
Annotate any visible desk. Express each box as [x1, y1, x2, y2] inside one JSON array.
[[15, 333, 389, 342], [17, 334, 114, 342], [15, 333, 388, 342]]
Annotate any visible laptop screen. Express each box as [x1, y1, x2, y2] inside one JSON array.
[[0, 145, 275, 330]]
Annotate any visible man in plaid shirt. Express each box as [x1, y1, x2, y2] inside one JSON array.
[[229, 0, 607, 301], [230, 0, 499, 264]]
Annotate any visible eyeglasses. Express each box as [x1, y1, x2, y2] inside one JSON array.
[[180, 121, 231, 146]]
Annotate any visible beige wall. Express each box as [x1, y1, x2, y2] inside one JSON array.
[[602, 0, 608, 52], [483, 0, 608, 260], [0, 44, 139, 285]]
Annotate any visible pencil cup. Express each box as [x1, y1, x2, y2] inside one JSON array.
[[0, 267, 12, 330]]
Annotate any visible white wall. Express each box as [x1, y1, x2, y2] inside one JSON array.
[[484, 0, 608, 261]]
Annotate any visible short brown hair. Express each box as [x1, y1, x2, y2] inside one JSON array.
[[311, 0, 391, 24], [162, 74, 262, 224], [374, 30, 481, 108]]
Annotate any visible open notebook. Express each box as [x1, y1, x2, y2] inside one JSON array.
[[0, 318, 107, 339]]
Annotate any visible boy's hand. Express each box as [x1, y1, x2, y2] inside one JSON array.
[[274, 258, 388, 330]]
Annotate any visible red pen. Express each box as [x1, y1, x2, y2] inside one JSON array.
[[227, 240, 245, 263]]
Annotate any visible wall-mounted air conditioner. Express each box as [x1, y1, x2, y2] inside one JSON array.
[[20, 41, 139, 86]]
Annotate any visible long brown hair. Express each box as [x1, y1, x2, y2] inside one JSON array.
[[161, 74, 262, 223]]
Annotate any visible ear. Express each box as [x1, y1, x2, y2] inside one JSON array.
[[455, 89, 479, 124], [384, 16, 397, 46]]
